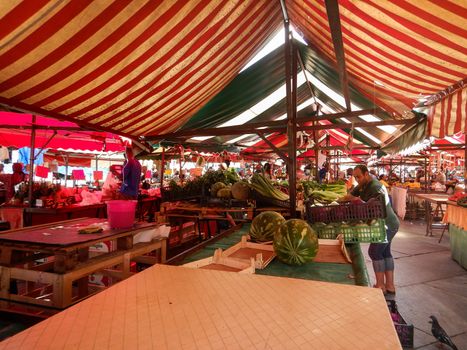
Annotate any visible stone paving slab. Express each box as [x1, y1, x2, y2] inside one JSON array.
[[362, 219, 467, 349], [425, 274, 467, 298], [416, 331, 467, 350], [395, 284, 467, 336], [394, 251, 466, 287]]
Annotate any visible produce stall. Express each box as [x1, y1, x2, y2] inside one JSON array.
[[170, 224, 370, 286]]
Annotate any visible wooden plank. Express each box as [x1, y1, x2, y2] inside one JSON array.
[[0, 267, 10, 299], [7, 294, 54, 308], [183, 248, 255, 274], [147, 108, 386, 140], [223, 236, 275, 269], [166, 224, 243, 265], [325, 0, 351, 111], [0, 218, 157, 249]]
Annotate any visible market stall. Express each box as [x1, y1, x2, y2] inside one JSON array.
[[444, 199, 467, 269], [169, 224, 369, 287], [0, 1, 466, 347], [0, 217, 167, 309]]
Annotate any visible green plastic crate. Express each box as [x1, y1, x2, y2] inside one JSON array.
[[311, 219, 386, 243]]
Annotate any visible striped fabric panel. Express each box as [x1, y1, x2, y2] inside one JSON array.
[[429, 86, 467, 138], [0, 1, 282, 138], [288, 0, 467, 118]]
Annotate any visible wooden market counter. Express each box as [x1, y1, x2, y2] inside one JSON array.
[[24, 203, 107, 227], [0, 218, 167, 309], [445, 201, 467, 269], [0, 204, 106, 230], [0, 196, 161, 230], [0, 262, 400, 350], [160, 201, 254, 245]]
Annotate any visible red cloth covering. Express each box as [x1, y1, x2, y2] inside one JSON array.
[[0, 207, 23, 229], [72, 169, 86, 180], [35, 165, 49, 178], [93, 171, 103, 180]]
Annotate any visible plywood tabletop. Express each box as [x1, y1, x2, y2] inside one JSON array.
[[0, 218, 156, 247], [0, 265, 401, 349]]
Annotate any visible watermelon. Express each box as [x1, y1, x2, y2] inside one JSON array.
[[249, 211, 285, 242], [273, 219, 319, 266]]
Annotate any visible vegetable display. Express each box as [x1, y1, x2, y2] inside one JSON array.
[[231, 182, 250, 200], [249, 174, 289, 201], [217, 187, 232, 198], [211, 182, 226, 197], [273, 219, 319, 266], [249, 211, 286, 242], [302, 181, 346, 203], [165, 170, 236, 200]]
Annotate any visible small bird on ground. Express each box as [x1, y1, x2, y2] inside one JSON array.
[[429, 315, 458, 350]]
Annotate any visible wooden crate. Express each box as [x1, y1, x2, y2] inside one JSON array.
[[314, 235, 352, 264], [182, 248, 255, 274], [223, 235, 276, 269]]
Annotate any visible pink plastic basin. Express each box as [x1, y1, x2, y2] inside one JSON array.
[[106, 200, 137, 229]]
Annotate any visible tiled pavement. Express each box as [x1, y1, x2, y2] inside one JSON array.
[[362, 220, 467, 349]]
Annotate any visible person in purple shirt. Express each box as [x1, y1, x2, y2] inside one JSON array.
[[119, 147, 142, 199]]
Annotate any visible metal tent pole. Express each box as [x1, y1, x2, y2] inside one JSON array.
[[64, 156, 69, 187], [160, 147, 165, 188], [284, 17, 297, 218], [27, 115, 36, 207]]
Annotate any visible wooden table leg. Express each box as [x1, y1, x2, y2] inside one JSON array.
[[425, 201, 431, 236], [160, 239, 167, 263], [0, 267, 11, 298], [0, 247, 12, 265], [117, 236, 133, 250], [54, 251, 78, 273]]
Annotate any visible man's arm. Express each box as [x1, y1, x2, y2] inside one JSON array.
[[339, 185, 360, 202]]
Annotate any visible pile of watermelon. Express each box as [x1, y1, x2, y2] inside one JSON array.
[[249, 211, 286, 242], [250, 211, 319, 266], [273, 219, 319, 266]]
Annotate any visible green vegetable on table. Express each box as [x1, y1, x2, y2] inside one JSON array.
[[249, 174, 289, 201]]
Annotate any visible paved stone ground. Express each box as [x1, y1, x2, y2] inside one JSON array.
[[362, 220, 467, 349]]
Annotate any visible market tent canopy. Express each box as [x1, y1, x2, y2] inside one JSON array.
[[287, 1, 466, 131], [0, 1, 464, 141], [0, 1, 282, 138], [0, 112, 125, 152], [156, 41, 417, 156]]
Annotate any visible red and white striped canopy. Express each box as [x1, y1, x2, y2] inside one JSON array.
[[0, 1, 282, 138], [288, 0, 467, 136], [0, 0, 465, 142], [427, 85, 467, 138]]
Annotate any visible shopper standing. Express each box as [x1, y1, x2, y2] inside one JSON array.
[[119, 147, 142, 200], [341, 164, 399, 294]]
